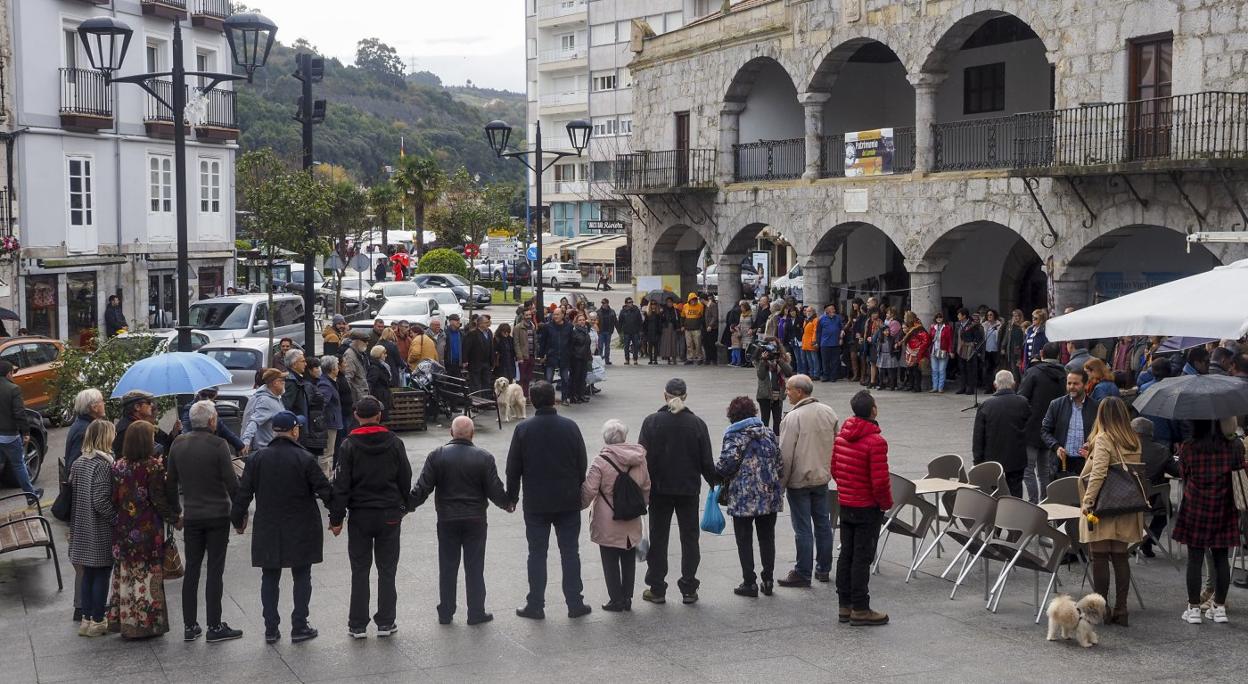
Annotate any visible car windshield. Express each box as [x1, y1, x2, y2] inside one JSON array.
[[429, 292, 458, 307], [290, 270, 323, 284], [189, 302, 251, 330], [379, 298, 430, 317], [200, 348, 263, 371], [383, 282, 419, 296], [560, 264, 577, 271], [441, 274, 469, 287]]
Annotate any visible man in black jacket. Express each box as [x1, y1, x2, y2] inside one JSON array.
[[114, 389, 176, 456], [167, 400, 242, 643], [462, 316, 494, 393], [1133, 417, 1179, 558], [329, 397, 414, 639], [972, 370, 1031, 497], [638, 378, 716, 605], [231, 411, 332, 644], [505, 381, 591, 620], [539, 309, 573, 403], [596, 298, 617, 365], [617, 297, 643, 365], [1041, 368, 1099, 480], [0, 360, 35, 499], [1017, 342, 1067, 502], [411, 416, 512, 625]]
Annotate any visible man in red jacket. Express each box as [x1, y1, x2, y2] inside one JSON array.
[[831, 390, 893, 626]]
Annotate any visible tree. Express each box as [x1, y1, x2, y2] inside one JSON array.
[[237, 149, 332, 348], [391, 155, 444, 257], [355, 37, 405, 82], [415, 248, 469, 278], [324, 181, 369, 314], [367, 182, 402, 252]]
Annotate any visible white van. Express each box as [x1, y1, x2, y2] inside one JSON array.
[[188, 294, 307, 344]]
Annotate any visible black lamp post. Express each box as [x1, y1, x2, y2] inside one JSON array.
[[77, 12, 277, 352], [484, 119, 590, 313]]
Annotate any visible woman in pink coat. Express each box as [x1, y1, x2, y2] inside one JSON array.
[[581, 419, 651, 612]]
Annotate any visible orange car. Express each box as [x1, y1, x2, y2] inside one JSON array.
[[0, 336, 64, 412]]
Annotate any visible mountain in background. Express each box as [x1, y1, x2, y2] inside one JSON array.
[[234, 41, 527, 185]]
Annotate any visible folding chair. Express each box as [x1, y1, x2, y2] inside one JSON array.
[[909, 487, 997, 593], [872, 474, 939, 581], [1136, 482, 1180, 570], [927, 454, 966, 525], [979, 498, 1073, 622], [965, 462, 1003, 496], [1044, 476, 1080, 507]]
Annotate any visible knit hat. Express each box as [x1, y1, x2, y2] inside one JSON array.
[[332, 314, 346, 325]]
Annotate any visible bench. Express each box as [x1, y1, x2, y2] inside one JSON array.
[[432, 372, 502, 429], [0, 492, 64, 591]]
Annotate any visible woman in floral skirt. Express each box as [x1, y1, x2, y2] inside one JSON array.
[[108, 420, 178, 639]]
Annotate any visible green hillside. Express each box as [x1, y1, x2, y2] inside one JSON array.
[[234, 42, 527, 185]]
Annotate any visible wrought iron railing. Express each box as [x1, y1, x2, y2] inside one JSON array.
[[202, 88, 237, 129], [0, 188, 12, 237], [615, 149, 717, 192], [892, 126, 916, 173], [143, 0, 188, 9], [538, 0, 587, 19], [59, 68, 113, 117], [733, 138, 804, 182], [818, 127, 914, 177], [933, 115, 1017, 171], [192, 0, 229, 18], [144, 79, 179, 122]]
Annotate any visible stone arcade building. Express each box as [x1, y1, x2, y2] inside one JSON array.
[[618, 0, 1248, 329]]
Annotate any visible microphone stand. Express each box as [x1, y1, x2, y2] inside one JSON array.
[[959, 330, 990, 413]]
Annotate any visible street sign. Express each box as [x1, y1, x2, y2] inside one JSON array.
[[325, 253, 344, 270], [527, 245, 538, 261], [464, 243, 479, 258], [350, 252, 371, 272], [585, 220, 625, 233], [486, 238, 517, 260]]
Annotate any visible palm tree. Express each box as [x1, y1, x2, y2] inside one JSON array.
[[391, 155, 445, 258], [367, 182, 402, 254]]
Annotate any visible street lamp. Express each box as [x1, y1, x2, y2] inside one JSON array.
[[483, 118, 590, 313], [77, 12, 277, 352]]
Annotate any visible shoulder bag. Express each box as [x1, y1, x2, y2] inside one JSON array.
[[1087, 449, 1151, 517], [163, 523, 185, 579]]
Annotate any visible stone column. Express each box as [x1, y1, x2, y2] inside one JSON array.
[[799, 92, 830, 180], [907, 267, 942, 328], [908, 73, 945, 175], [718, 102, 746, 185], [1052, 278, 1089, 313], [800, 257, 833, 312], [717, 254, 744, 329]]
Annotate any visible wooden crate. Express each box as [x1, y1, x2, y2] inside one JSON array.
[[388, 389, 427, 431]]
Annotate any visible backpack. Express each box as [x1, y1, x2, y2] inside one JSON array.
[[601, 455, 647, 521]]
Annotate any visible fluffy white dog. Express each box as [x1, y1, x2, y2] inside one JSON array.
[[1046, 593, 1107, 647], [494, 377, 527, 423]]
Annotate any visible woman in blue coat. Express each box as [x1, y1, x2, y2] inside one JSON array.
[[715, 396, 784, 598]]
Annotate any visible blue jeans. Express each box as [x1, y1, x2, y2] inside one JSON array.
[[819, 346, 841, 381], [544, 356, 572, 401], [0, 438, 35, 495], [598, 332, 612, 362], [523, 510, 584, 609], [787, 486, 834, 579], [802, 350, 821, 378], [930, 355, 948, 390], [81, 565, 111, 622]]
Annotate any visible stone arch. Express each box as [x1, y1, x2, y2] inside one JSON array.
[[919, 7, 1057, 76], [804, 221, 909, 310], [648, 223, 711, 298], [917, 220, 1046, 315], [1061, 224, 1222, 284], [805, 38, 915, 158], [723, 55, 800, 104], [806, 37, 911, 93]]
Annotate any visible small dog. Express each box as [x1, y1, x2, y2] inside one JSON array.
[[1046, 593, 1107, 647], [494, 377, 527, 423]]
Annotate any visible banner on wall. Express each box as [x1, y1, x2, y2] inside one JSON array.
[[844, 128, 895, 177], [751, 251, 770, 290]]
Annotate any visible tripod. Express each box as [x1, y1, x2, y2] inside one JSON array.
[[958, 334, 990, 413]]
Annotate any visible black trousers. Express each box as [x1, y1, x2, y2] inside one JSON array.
[[182, 517, 230, 627], [261, 565, 311, 632], [523, 510, 584, 609], [437, 518, 488, 620], [704, 334, 718, 365], [347, 508, 403, 629], [732, 513, 777, 584], [758, 398, 783, 432], [836, 506, 883, 611], [599, 546, 636, 604], [570, 357, 589, 400], [645, 493, 701, 595], [959, 357, 980, 393], [468, 365, 492, 394], [647, 336, 661, 363], [1004, 469, 1025, 499], [1188, 547, 1231, 605]]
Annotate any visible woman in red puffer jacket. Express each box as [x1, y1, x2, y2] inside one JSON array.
[[830, 391, 893, 626]]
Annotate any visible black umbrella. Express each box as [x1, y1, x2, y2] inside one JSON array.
[[0, 307, 18, 321], [646, 289, 679, 305], [1133, 374, 1248, 420]]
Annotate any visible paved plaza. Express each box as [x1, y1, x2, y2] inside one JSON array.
[[2, 313, 1247, 683]]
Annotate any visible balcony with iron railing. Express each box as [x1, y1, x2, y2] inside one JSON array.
[[191, 0, 229, 31], [141, 0, 188, 21], [144, 79, 179, 139], [733, 138, 805, 182], [538, 0, 588, 21], [196, 89, 239, 142], [538, 47, 588, 66], [819, 127, 915, 178], [59, 68, 114, 132], [615, 149, 717, 193], [542, 180, 590, 196]]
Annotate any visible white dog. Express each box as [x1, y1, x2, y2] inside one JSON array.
[[1046, 593, 1107, 647], [494, 377, 527, 423]]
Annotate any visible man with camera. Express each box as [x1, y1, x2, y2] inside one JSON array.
[[753, 341, 792, 432]]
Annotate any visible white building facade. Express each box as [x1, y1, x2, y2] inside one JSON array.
[[621, 0, 1248, 326], [7, 0, 238, 344]]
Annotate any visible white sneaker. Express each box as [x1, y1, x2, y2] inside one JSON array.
[[1182, 606, 1203, 624], [1205, 605, 1229, 624]]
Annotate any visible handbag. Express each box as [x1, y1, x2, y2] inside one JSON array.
[[51, 460, 72, 522], [1087, 452, 1151, 517], [163, 524, 185, 579], [1231, 467, 1248, 512]]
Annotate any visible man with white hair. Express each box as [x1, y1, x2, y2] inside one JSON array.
[[972, 369, 1032, 497], [166, 400, 242, 643], [776, 374, 839, 588], [411, 415, 512, 626]]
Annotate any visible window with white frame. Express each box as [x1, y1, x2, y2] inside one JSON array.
[[590, 23, 616, 46], [592, 117, 618, 137], [67, 156, 94, 228], [616, 20, 632, 40], [558, 33, 576, 51], [619, 67, 633, 88], [148, 154, 173, 213], [618, 117, 632, 135], [591, 71, 617, 92], [646, 15, 664, 33], [665, 12, 683, 31], [199, 159, 221, 213]]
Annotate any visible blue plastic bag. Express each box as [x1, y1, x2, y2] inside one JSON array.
[[700, 486, 726, 535]]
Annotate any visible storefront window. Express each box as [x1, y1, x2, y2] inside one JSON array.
[[149, 273, 176, 328], [67, 273, 98, 347], [25, 275, 59, 339], [198, 267, 224, 299]]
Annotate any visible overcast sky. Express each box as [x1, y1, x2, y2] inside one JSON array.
[[250, 0, 526, 91]]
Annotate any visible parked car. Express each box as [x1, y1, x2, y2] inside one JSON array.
[[419, 287, 464, 321], [410, 273, 491, 306], [0, 336, 64, 414], [474, 259, 530, 284], [0, 408, 48, 488], [100, 329, 210, 355], [349, 295, 444, 332], [320, 278, 372, 317], [285, 263, 325, 295], [188, 293, 307, 345], [364, 280, 420, 315], [772, 263, 804, 298], [198, 337, 299, 412], [542, 262, 583, 289], [697, 260, 761, 293]]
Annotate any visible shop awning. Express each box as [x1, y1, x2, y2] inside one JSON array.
[[576, 236, 627, 263]]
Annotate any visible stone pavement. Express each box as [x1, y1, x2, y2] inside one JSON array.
[[2, 358, 1247, 683]]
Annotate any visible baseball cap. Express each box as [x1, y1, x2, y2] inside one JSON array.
[[272, 411, 307, 431]]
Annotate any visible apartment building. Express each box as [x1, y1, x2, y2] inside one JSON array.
[[7, 0, 239, 344], [620, 0, 1248, 325]]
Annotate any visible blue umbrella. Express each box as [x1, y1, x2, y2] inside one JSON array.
[[111, 352, 233, 398]]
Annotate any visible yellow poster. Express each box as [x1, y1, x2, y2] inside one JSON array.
[[844, 128, 895, 177]]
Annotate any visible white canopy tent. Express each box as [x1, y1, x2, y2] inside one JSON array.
[[1045, 258, 1248, 341]]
